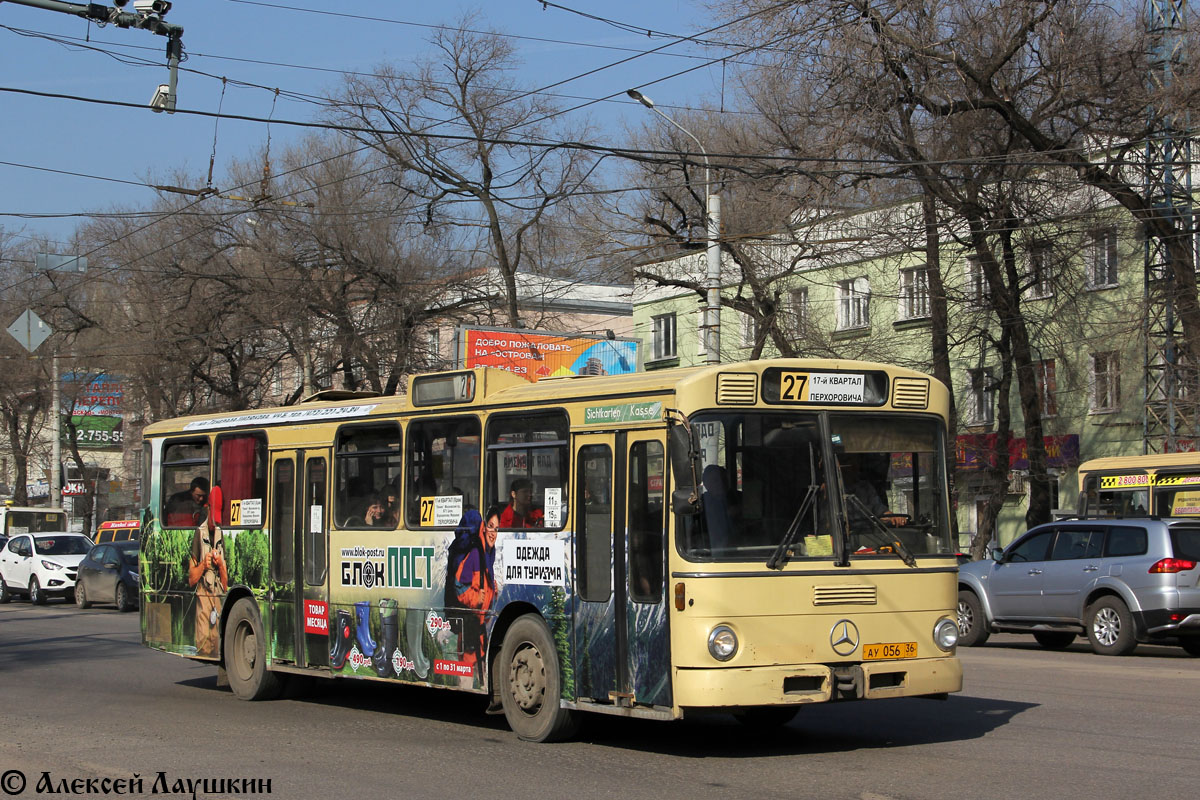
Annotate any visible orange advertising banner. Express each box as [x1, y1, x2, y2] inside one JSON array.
[[463, 329, 638, 383]]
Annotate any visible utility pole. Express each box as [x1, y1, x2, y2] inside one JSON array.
[[1, 0, 184, 111], [1143, 0, 1193, 453], [628, 89, 723, 364]]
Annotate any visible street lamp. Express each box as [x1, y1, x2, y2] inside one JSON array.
[[627, 89, 722, 364]]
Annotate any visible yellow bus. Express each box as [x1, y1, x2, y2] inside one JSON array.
[[1078, 453, 1200, 518], [138, 358, 962, 741]]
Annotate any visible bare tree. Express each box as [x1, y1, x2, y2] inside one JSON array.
[[326, 15, 600, 327], [708, 0, 1174, 533], [0, 242, 54, 504]]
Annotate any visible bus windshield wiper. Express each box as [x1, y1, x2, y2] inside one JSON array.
[[766, 484, 818, 570], [845, 495, 918, 568]]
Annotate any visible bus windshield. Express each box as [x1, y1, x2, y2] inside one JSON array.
[[677, 412, 952, 562]]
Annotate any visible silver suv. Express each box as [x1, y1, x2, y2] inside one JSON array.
[[957, 518, 1200, 656]]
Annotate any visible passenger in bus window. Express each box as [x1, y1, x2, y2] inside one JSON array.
[[382, 485, 400, 521], [363, 495, 397, 528], [166, 477, 209, 527], [499, 478, 544, 528]]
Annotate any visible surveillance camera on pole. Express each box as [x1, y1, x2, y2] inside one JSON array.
[[5, 0, 183, 111], [150, 84, 172, 112], [132, 0, 172, 15]]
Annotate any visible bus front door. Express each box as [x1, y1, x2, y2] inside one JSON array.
[[268, 450, 331, 669], [573, 432, 671, 710]]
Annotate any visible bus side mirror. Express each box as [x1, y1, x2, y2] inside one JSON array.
[[672, 489, 699, 515]]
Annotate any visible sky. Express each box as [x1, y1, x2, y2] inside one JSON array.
[[0, 0, 734, 253]]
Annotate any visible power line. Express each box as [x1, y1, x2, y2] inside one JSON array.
[[222, 0, 719, 61], [6, 83, 1163, 173]]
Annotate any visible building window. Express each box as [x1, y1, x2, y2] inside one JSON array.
[[1035, 358, 1058, 416], [965, 255, 987, 308], [1091, 352, 1120, 412], [789, 288, 809, 333], [1087, 228, 1119, 288], [651, 313, 677, 361], [899, 266, 931, 320], [740, 314, 757, 348], [427, 327, 442, 364], [836, 277, 870, 330], [314, 354, 331, 390], [968, 368, 995, 425], [1025, 242, 1054, 299]]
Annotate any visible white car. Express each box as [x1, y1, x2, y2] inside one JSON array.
[[0, 532, 93, 605]]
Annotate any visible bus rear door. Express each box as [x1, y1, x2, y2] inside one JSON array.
[[268, 449, 331, 669]]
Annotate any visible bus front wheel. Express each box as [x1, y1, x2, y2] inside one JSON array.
[[225, 598, 284, 700], [499, 614, 579, 742]]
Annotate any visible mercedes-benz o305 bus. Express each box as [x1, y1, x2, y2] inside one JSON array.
[[139, 359, 962, 741]]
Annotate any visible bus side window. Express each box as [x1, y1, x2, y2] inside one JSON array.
[[335, 423, 402, 529], [161, 439, 211, 528], [405, 416, 481, 529], [216, 432, 267, 527], [486, 411, 568, 529]]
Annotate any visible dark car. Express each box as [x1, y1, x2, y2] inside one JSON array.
[[75, 540, 139, 612]]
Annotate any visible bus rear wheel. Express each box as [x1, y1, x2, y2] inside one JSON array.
[[499, 614, 579, 742], [224, 598, 284, 700]]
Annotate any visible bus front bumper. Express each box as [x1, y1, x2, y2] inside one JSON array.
[[673, 655, 962, 709]]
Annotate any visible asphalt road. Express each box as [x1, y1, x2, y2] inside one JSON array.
[[1, 600, 1196, 800]]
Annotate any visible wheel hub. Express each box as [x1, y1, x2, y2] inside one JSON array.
[[509, 642, 546, 712], [957, 601, 973, 632], [240, 626, 257, 669], [1094, 608, 1120, 646]]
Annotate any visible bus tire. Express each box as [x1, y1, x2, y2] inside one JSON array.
[[1085, 596, 1137, 656], [956, 590, 990, 646], [499, 614, 579, 742], [225, 598, 284, 700]]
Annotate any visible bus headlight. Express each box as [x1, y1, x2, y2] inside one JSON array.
[[708, 625, 739, 661], [934, 618, 959, 651]]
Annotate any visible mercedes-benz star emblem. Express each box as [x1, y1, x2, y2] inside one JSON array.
[[830, 619, 860, 656]]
